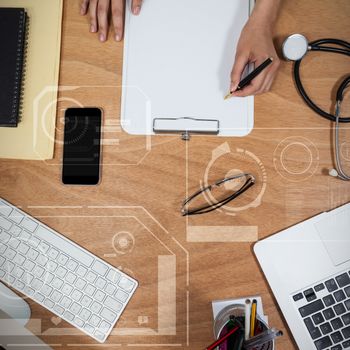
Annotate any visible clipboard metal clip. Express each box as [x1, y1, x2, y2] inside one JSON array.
[[153, 117, 220, 141]]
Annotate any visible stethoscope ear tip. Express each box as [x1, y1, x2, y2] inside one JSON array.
[[282, 34, 309, 61], [329, 168, 339, 177]]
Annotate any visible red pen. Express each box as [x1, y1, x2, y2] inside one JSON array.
[[206, 326, 239, 350]]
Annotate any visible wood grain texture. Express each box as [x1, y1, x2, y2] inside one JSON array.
[[0, 0, 349, 349]]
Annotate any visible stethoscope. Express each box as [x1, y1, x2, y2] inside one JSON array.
[[281, 34, 350, 181]]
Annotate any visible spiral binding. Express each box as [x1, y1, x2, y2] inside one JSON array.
[[12, 9, 28, 125]]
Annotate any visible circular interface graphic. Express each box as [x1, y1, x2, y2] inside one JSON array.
[[112, 231, 135, 255]]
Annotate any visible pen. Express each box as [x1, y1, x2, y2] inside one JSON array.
[[205, 326, 239, 350], [244, 299, 251, 340], [224, 57, 274, 99], [250, 299, 257, 337]]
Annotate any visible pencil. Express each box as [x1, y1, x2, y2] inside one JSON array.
[[206, 326, 239, 350], [250, 299, 257, 337], [244, 299, 251, 340], [224, 57, 274, 99]]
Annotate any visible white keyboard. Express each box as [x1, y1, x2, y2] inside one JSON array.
[[0, 197, 138, 343]]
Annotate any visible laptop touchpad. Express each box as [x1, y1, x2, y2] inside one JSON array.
[[315, 207, 350, 266]]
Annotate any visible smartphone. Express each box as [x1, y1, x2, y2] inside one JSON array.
[[62, 108, 102, 185]]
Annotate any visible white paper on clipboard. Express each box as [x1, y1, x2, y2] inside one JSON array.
[[121, 0, 255, 137]]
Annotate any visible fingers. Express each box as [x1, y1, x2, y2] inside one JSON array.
[[111, 0, 124, 41], [80, 0, 89, 15], [88, 0, 98, 33], [231, 57, 280, 97], [97, 0, 110, 42], [131, 0, 143, 15], [230, 53, 249, 92]]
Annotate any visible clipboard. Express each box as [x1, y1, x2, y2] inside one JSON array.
[[121, 0, 255, 139]]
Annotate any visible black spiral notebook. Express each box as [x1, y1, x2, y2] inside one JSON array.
[[0, 8, 27, 127]]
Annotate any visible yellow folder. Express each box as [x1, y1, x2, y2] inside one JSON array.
[[0, 0, 63, 160]]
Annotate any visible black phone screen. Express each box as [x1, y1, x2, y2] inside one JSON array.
[[62, 108, 102, 185]]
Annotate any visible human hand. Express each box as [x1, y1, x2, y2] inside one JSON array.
[[230, 18, 280, 97], [80, 0, 142, 42]]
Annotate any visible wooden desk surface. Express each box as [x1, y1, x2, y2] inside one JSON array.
[[1, 0, 350, 349]]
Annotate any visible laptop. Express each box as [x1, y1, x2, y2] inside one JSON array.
[[254, 203, 350, 350]]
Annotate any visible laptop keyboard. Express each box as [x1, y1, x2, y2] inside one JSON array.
[[293, 271, 350, 350]]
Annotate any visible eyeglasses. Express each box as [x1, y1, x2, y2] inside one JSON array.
[[182, 173, 255, 216]]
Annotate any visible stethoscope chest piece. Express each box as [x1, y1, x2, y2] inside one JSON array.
[[282, 34, 309, 61]]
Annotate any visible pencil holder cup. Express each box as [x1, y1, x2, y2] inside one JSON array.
[[213, 304, 275, 350]]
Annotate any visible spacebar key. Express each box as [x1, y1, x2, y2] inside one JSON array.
[[299, 299, 324, 317], [35, 226, 94, 267]]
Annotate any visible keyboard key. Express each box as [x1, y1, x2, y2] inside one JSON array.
[[53, 305, 64, 315], [101, 307, 117, 323], [106, 269, 120, 283], [28, 248, 39, 261], [104, 296, 122, 313], [90, 301, 102, 314], [342, 326, 350, 339], [70, 302, 81, 314], [9, 225, 21, 236], [13, 267, 24, 279], [56, 266, 67, 279], [105, 283, 116, 295], [21, 218, 38, 232], [325, 279, 338, 292], [90, 315, 101, 327], [343, 339, 350, 348], [61, 296, 72, 308], [65, 272, 76, 284], [43, 271, 54, 284], [334, 303, 346, 315], [74, 317, 84, 328], [62, 283, 73, 295], [4, 247, 16, 260], [81, 295, 92, 308], [13, 253, 26, 266], [293, 293, 303, 302], [315, 283, 325, 292], [336, 273, 350, 288], [28, 236, 40, 248], [0, 203, 12, 216], [304, 288, 317, 302], [19, 230, 31, 241], [48, 248, 59, 260], [44, 298, 54, 309], [71, 289, 83, 302], [86, 271, 97, 283], [323, 308, 336, 320], [14, 280, 25, 290], [23, 260, 35, 272], [95, 290, 105, 302], [331, 331, 344, 344], [67, 259, 78, 271], [84, 324, 94, 334], [51, 290, 62, 303], [31, 278, 43, 290], [115, 289, 128, 303], [21, 272, 34, 285], [57, 254, 69, 266], [99, 320, 111, 331], [64, 310, 74, 321], [0, 217, 12, 230], [331, 345, 342, 350], [47, 261, 58, 272], [9, 238, 20, 249], [95, 277, 106, 289], [76, 265, 87, 277], [118, 276, 135, 292], [35, 226, 94, 267], [75, 277, 86, 290], [38, 241, 50, 254], [34, 292, 45, 303], [343, 313, 350, 325], [94, 330, 105, 341], [36, 255, 48, 267], [41, 284, 53, 296], [18, 242, 30, 255], [346, 300, 350, 311], [52, 277, 64, 289], [315, 336, 332, 350], [320, 322, 332, 335], [331, 317, 344, 330], [23, 286, 35, 296], [85, 284, 96, 297], [33, 265, 45, 278], [0, 243, 6, 254], [79, 308, 91, 321], [323, 295, 336, 307], [345, 286, 350, 298], [9, 210, 24, 224], [334, 290, 346, 302], [92, 261, 109, 276]]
